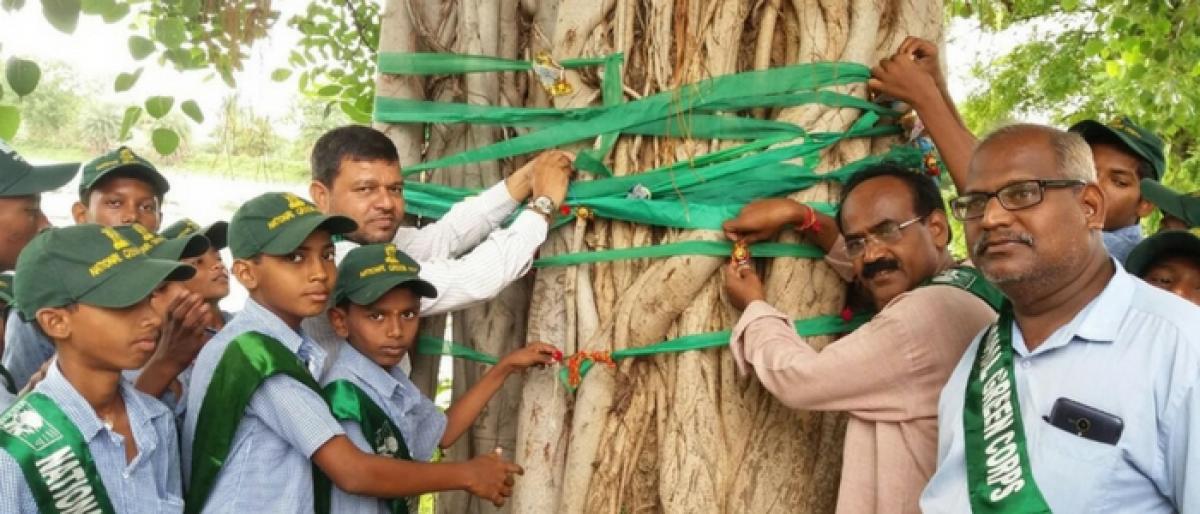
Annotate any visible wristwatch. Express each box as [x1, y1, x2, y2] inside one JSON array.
[[528, 195, 556, 219]]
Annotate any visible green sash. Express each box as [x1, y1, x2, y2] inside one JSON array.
[[920, 266, 1006, 312], [0, 393, 116, 514], [314, 379, 413, 514], [962, 302, 1052, 513], [185, 331, 323, 514]]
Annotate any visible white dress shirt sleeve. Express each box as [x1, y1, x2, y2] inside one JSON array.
[[395, 181, 520, 261]]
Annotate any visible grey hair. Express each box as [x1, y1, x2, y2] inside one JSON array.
[[978, 123, 1097, 183]]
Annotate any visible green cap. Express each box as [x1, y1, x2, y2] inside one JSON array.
[[162, 218, 229, 250], [1069, 116, 1166, 181], [13, 224, 195, 321], [1141, 179, 1200, 228], [0, 139, 78, 197], [333, 243, 437, 307], [228, 192, 357, 259], [79, 146, 170, 198], [0, 273, 14, 306], [114, 223, 209, 261], [1124, 228, 1200, 276]]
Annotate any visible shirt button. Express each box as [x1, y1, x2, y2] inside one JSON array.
[[1021, 360, 1032, 368]]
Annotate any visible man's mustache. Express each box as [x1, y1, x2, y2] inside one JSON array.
[[972, 231, 1035, 256], [862, 258, 900, 280]]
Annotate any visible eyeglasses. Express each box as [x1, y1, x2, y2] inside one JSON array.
[[950, 179, 1085, 221], [844, 215, 925, 259]]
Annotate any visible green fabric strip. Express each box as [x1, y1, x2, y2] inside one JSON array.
[[316, 380, 412, 514], [0, 393, 117, 514], [417, 335, 500, 365], [186, 332, 323, 514], [532, 241, 824, 268]]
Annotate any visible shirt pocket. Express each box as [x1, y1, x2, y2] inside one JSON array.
[[1034, 420, 1122, 510]]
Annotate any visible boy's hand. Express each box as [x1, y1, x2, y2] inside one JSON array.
[[723, 261, 766, 312], [501, 342, 559, 371], [155, 289, 212, 369], [462, 451, 523, 507]]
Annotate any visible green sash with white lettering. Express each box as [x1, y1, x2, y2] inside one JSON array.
[[920, 266, 1006, 312], [185, 331, 323, 514], [0, 393, 117, 514], [963, 302, 1051, 513], [314, 379, 413, 514]]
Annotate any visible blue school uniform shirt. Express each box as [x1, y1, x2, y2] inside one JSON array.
[[0, 359, 184, 513], [1102, 224, 1142, 262], [2, 309, 55, 391], [921, 261, 1200, 513], [182, 299, 344, 514], [321, 344, 448, 514]]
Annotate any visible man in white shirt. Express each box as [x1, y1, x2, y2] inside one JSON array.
[[920, 123, 1200, 513], [304, 125, 571, 370]]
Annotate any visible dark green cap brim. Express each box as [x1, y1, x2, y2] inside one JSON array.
[[1070, 120, 1163, 181], [204, 221, 229, 250], [0, 162, 78, 197], [148, 233, 210, 261], [1124, 230, 1200, 276], [81, 163, 170, 197], [340, 274, 438, 307], [77, 258, 194, 309], [1141, 179, 1199, 227], [243, 214, 357, 258]]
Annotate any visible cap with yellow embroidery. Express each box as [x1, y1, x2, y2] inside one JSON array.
[[0, 273, 14, 306], [114, 223, 209, 261], [1124, 228, 1200, 277], [1069, 116, 1165, 181], [13, 224, 195, 321], [333, 243, 437, 307], [228, 192, 357, 259], [79, 146, 170, 198], [0, 139, 78, 197], [162, 218, 229, 250], [1140, 179, 1200, 228]]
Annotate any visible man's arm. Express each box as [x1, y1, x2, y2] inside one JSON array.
[[869, 36, 977, 190]]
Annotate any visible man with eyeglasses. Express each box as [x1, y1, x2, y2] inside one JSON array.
[[921, 124, 1200, 513], [721, 163, 1002, 514]]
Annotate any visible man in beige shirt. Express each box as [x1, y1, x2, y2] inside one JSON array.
[[722, 163, 1001, 514]]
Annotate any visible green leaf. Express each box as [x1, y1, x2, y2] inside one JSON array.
[[339, 101, 371, 124], [1, 0, 27, 11], [144, 96, 174, 119], [151, 128, 180, 155], [118, 106, 141, 140], [0, 105, 19, 140], [316, 84, 341, 97], [5, 57, 40, 97], [270, 68, 292, 82], [156, 17, 186, 49], [128, 36, 155, 60], [114, 68, 142, 92], [180, 100, 203, 123], [41, 0, 81, 33], [98, 0, 127, 22], [1105, 60, 1121, 77]]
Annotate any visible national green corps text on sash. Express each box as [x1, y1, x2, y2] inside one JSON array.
[[315, 380, 414, 514], [0, 393, 117, 514], [185, 331, 324, 514], [962, 303, 1052, 513]]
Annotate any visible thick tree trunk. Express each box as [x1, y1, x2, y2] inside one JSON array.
[[376, 1, 942, 512]]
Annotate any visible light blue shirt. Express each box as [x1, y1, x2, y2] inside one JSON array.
[[0, 359, 184, 513], [182, 299, 344, 514], [2, 309, 55, 390], [1102, 224, 1143, 263], [921, 262, 1200, 513], [322, 345, 448, 514]]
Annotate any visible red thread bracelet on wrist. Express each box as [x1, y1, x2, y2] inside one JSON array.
[[797, 204, 821, 234]]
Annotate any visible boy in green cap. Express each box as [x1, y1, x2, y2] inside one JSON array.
[[0, 140, 79, 393], [1140, 180, 1200, 232], [71, 146, 170, 231], [183, 193, 522, 514], [0, 274, 15, 408], [321, 243, 557, 513], [1125, 229, 1200, 306], [0, 224, 195, 513], [161, 218, 233, 332]]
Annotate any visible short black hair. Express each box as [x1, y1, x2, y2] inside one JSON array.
[[310, 125, 400, 186], [1084, 131, 1154, 180], [836, 162, 950, 239]]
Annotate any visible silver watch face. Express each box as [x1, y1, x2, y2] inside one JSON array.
[[532, 196, 554, 213]]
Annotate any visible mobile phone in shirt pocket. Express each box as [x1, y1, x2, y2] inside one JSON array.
[[1046, 397, 1123, 445]]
